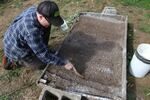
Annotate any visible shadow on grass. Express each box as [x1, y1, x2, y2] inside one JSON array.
[[0, 0, 11, 4], [127, 23, 137, 100]]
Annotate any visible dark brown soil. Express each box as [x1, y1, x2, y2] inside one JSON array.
[[45, 15, 127, 99]]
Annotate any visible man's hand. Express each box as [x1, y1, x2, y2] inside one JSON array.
[[64, 61, 84, 78], [64, 62, 74, 70]]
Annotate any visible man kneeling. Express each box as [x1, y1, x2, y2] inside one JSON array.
[[3, 0, 74, 70]]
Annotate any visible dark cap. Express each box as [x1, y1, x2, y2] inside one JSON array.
[[37, 0, 64, 26]]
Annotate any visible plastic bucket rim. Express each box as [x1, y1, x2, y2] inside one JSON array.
[[137, 43, 150, 60], [135, 50, 150, 64]]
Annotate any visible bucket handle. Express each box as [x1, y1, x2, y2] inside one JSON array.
[[135, 50, 150, 64]]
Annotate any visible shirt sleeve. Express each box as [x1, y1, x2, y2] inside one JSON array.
[[24, 27, 67, 66]]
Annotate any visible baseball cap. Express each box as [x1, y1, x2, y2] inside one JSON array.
[[37, 0, 64, 26]]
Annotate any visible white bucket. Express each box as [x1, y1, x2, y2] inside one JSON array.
[[130, 43, 150, 78]]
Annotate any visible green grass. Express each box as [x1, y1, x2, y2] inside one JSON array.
[[144, 88, 150, 97], [0, 90, 21, 100], [95, 0, 101, 3], [0, 0, 24, 15], [0, 0, 26, 9], [138, 13, 150, 33], [0, 68, 22, 81], [0, 68, 22, 100], [0, 95, 9, 100], [0, 81, 35, 100], [121, 0, 150, 9], [0, 68, 36, 100], [144, 13, 150, 19], [0, 3, 6, 16], [139, 23, 150, 33]]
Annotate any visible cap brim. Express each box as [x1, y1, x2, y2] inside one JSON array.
[[50, 16, 64, 26]]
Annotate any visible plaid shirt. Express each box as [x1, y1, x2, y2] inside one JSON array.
[[3, 6, 66, 66]]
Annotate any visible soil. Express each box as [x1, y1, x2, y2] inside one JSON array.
[[44, 15, 127, 99]]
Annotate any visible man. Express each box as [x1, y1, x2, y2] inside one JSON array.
[[2, 0, 74, 70]]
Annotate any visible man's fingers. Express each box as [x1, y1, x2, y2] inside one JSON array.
[[72, 66, 84, 78], [64, 62, 73, 70]]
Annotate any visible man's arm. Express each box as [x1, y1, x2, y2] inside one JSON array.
[[24, 28, 66, 66]]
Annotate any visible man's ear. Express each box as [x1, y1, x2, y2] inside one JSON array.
[[39, 14, 43, 20], [37, 12, 44, 20]]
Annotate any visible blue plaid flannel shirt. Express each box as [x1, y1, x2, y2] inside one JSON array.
[[3, 6, 66, 66]]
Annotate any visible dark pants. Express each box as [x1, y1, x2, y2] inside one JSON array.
[[2, 55, 46, 70], [19, 55, 46, 70], [3, 27, 51, 70]]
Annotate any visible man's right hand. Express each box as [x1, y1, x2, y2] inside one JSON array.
[[64, 62, 74, 70], [64, 61, 84, 78]]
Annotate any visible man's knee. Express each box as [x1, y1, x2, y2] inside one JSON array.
[[2, 55, 19, 70]]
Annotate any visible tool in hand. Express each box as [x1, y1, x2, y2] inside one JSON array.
[[72, 66, 84, 78], [55, 44, 84, 78]]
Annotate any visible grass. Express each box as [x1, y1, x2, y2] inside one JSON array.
[[0, 68, 22, 100], [120, 0, 150, 33], [95, 0, 101, 3], [0, 0, 26, 15], [139, 23, 150, 33], [144, 13, 150, 19], [0, 89, 21, 100], [121, 0, 150, 10], [138, 13, 150, 33], [144, 88, 150, 97], [0, 68, 22, 82], [0, 80, 35, 100], [0, 67, 39, 99]]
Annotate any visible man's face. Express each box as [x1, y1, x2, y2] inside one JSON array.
[[37, 13, 50, 28], [40, 16, 50, 28]]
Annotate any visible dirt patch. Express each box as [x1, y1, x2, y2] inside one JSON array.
[[42, 15, 127, 99], [134, 30, 150, 47]]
